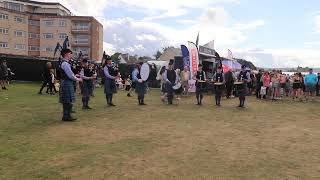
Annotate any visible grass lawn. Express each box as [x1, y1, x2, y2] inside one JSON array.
[[1, 82, 320, 179]]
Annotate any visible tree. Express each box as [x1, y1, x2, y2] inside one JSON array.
[[111, 52, 121, 64], [154, 50, 162, 60]]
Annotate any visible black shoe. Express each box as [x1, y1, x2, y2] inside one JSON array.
[[82, 106, 92, 110], [108, 103, 116, 107], [127, 93, 131, 97], [38, 92, 42, 95], [3, 87, 7, 90], [62, 116, 77, 121], [141, 103, 147, 105]]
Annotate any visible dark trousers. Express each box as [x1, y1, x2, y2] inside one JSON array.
[[82, 96, 90, 107], [46, 82, 57, 93], [239, 96, 246, 107], [215, 95, 221, 105], [39, 79, 51, 93], [167, 93, 173, 104], [316, 84, 320, 96], [138, 93, 145, 104], [256, 85, 261, 99], [62, 103, 73, 118], [196, 91, 203, 104], [105, 93, 113, 104], [225, 83, 233, 98]]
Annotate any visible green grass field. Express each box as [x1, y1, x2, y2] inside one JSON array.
[[1, 83, 320, 179]]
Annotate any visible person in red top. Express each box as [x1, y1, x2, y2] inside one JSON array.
[[261, 71, 270, 99]]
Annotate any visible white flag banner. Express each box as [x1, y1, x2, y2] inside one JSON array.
[[188, 41, 199, 79]]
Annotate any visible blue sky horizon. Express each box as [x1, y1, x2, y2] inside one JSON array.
[[39, 0, 320, 68]]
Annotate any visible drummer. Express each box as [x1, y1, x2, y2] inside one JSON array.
[[235, 65, 251, 108], [132, 62, 147, 105], [212, 66, 225, 106], [163, 60, 178, 105], [194, 64, 207, 105]]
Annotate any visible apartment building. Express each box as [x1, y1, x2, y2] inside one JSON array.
[[0, 0, 103, 60]]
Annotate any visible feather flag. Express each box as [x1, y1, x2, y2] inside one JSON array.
[[227, 49, 233, 60], [195, 32, 199, 47]]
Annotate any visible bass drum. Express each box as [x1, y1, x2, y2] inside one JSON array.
[[140, 63, 150, 81], [173, 82, 183, 94]]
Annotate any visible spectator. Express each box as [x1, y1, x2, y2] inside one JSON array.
[[316, 73, 320, 96], [225, 69, 235, 98], [0, 60, 8, 90], [262, 71, 270, 99], [38, 62, 52, 94], [181, 66, 190, 96], [255, 69, 263, 99], [304, 68, 318, 101]]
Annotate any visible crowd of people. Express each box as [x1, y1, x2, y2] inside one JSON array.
[[252, 69, 320, 101]]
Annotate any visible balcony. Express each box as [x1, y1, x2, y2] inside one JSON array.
[[71, 41, 90, 47], [71, 26, 90, 34]]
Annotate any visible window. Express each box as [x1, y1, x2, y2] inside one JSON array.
[[43, 20, 54, 26], [15, 44, 25, 50], [74, 35, 89, 44], [74, 22, 90, 30], [44, 47, 53, 52], [15, 16, 25, 23], [15, 30, 25, 37], [7, 2, 23, 12], [28, 46, 40, 51], [73, 48, 90, 56], [0, 14, 9, 20], [28, 20, 40, 26], [29, 33, 40, 39], [0, 42, 9, 48], [59, 33, 67, 40], [59, 20, 66, 27], [0, 28, 9, 34], [43, 33, 53, 39]]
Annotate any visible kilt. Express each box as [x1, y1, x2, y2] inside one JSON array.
[[214, 84, 225, 96], [164, 82, 174, 94], [196, 82, 206, 94], [234, 83, 248, 97], [161, 82, 166, 93], [81, 80, 93, 97], [104, 78, 117, 94], [135, 82, 147, 95], [132, 82, 136, 89], [59, 79, 76, 103]]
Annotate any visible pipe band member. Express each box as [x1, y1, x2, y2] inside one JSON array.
[[163, 61, 177, 105], [80, 58, 96, 110], [103, 56, 118, 106], [213, 66, 225, 106], [194, 64, 207, 105], [235, 65, 251, 108], [132, 62, 147, 105], [59, 49, 81, 121]]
